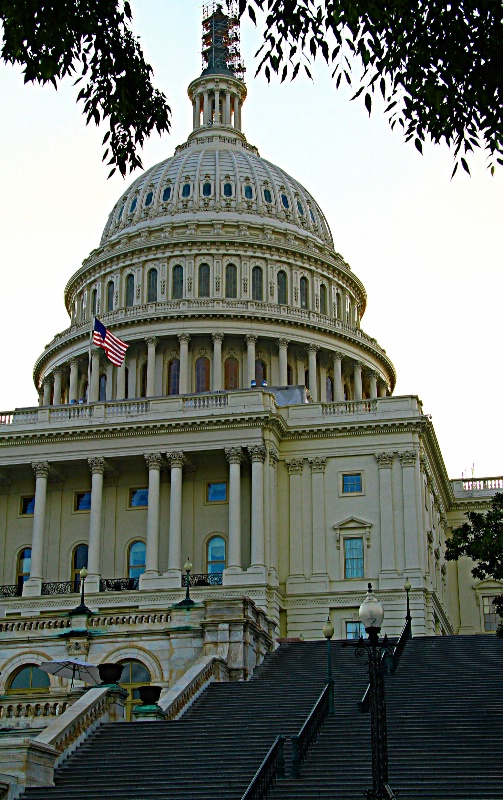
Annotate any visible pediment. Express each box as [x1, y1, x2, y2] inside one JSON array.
[[333, 516, 372, 531]]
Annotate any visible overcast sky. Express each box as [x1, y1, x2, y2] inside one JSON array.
[[0, 0, 501, 479]]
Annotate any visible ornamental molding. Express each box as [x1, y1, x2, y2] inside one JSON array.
[[375, 452, 394, 468], [248, 444, 267, 463], [399, 450, 418, 467], [333, 516, 372, 548], [308, 456, 326, 473], [88, 457, 106, 475], [225, 446, 244, 464], [286, 458, 304, 474], [144, 452, 163, 471], [267, 445, 279, 466], [66, 638, 90, 657]]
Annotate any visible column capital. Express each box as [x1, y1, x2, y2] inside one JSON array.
[[307, 343, 319, 354], [166, 451, 185, 469], [309, 456, 326, 473], [42, 376, 52, 386], [52, 367, 63, 376], [145, 336, 159, 348], [353, 360, 364, 371], [333, 351, 344, 362], [88, 457, 106, 475], [247, 444, 266, 463], [212, 332, 224, 344], [225, 446, 243, 465], [286, 458, 304, 474], [245, 334, 258, 346], [277, 338, 289, 350], [399, 450, 418, 467], [375, 452, 394, 469], [69, 357, 80, 368], [144, 452, 163, 471], [178, 333, 191, 344], [32, 461, 50, 479], [268, 445, 279, 466], [367, 368, 379, 379]]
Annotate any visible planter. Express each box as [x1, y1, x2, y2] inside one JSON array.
[[138, 685, 162, 705], [98, 663, 124, 684]]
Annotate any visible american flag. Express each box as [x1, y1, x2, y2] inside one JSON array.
[[92, 318, 128, 366]]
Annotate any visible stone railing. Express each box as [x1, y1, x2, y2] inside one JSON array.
[[105, 401, 150, 416], [462, 477, 503, 491], [49, 406, 93, 421], [0, 700, 70, 730], [88, 612, 169, 628], [159, 656, 229, 720], [0, 618, 72, 633], [183, 393, 228, 410], [322, 399, 377, 415]]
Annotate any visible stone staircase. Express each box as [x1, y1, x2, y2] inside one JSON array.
[[21, 635, 502, 800]]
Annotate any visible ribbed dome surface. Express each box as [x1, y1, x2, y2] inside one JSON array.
[[100, 137, 334, 248]]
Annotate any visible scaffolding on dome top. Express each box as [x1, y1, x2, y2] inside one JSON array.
[[202, 1, 245, 80]]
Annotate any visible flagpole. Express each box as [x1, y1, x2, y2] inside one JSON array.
[[87, 316, 94, 403]]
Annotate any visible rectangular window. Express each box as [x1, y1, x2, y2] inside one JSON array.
[[206, 482, 228, 503], [483, 596, 499, 631], [342, 473, 362, 494], [129, 488, 149, 508], [74, 491, 92, 512], [20, 496, 35, 515], [346, 621, 366, 640], [344, 537, 364, 578]]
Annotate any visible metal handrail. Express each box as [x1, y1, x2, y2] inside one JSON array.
[[291, 683, 330, 778], [240, 735, 285, 800], [0, 584, 21, 598], [358, 617, 412, 713]]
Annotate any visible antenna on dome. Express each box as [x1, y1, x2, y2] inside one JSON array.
[[202, 1, 245, 80]]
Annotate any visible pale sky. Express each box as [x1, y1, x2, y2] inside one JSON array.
[[0, 1, 501, 478]]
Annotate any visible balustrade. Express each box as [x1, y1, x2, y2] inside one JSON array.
[[0, 700, 69, 728], [41, 581, 76, 595], [322, 399, 377, 415], [183, 394, 228, 410], [462, 476, 503, 491]]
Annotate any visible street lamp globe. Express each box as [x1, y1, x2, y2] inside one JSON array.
[[183, 559, 193, 573], [323, 617, 334, 640], [359, 583, 384, 633]]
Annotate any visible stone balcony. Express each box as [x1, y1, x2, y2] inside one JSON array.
[[451, 476, 503, 499]]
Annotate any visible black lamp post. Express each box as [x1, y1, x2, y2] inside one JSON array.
[[404, 578, 412, 622], [345, 583, 395, 800], [175, 558, 195, 608], [70, 567, 92, 616], [323, 616, 335, 714]]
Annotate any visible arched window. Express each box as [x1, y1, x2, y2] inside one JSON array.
[[223, 182, 233, 197], [207, 536, 226, 574], [264, 188, 272, 204], [99, 374, 106, 402], [202, 182, 212, 197], [17, 548, 31, 593], [118, 660, 152, 720], [252, 266, 263, 301], [145, 191, 153, 207], [287, 364, 293, 386], [281, 193, 289, 209], [128, 541, 146, 578], [198, 263, 210, 298], [182, 183, 191, 198], [225, 264, 237, 298], [147, 268, 157, 303], [168, 359, 180, 395], [255, 360, 267, 385], [91, 288, 97, 316], [7, 664, 50, 693], [130, 198, 137, 213], [336, 293, 342, 319], [244, 185, 253, 199], [277, 270, 287, 305], [162, 186, 171, 202], [72, 544, 88, 592], [107, 281, 114, 312], [300, 277, 309, 310], [140, 363, 147, 398], [326, 376, 334, 403], [195, 357, 210, 393], [224, 357, 239, 390], [320, 284, 327, 315], [172, 265, 183, 299], [125, 274, 134, 308]]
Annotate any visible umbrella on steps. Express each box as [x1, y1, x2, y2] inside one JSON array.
[[39, 658, 100, 687]]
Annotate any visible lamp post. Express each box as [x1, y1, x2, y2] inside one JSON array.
[[404, 578, 412, 622], [345, 583, 395, 800], [175, 558, 195, 608], [323, 616, 335, 714], [71, 567, 92, 616]]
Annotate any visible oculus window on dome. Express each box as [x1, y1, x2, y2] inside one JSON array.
[[129, 488, 149, 508], [206, 482, 228, 504]]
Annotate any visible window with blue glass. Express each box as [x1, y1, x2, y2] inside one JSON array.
[[342, 473, 362, 494], [130, 198, 137, 213], [281, 193, 289, 209], [129, 489, 149, 508], [72, 544, 88, 591], [202, 182, 212, 197], [128, 541, 146, 578], [206, 482, 227, 503], [162, 186, 171, 202], [99, 374, 106, 402], [297, 200, 304, 215], [300, 276, 309, 309], [182, 183, 191, 198], [168, 359, 180, 395], [346, 621, 366, 639], [74, 492, 92, 512], [118, 204, 124, 221], [223, 182, 233, 197], [207, 536, 226, 573], [344, 538, 364, 579], [244, 185, 253, 199], [20, 496, 35, 515], [145, 191, 153, 207], [263, 188, 272, 204], [17, 548, 31, 591]]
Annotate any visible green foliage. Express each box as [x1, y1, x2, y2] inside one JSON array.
[[445, 492, 503, 624], [0, 1, 171, 177], [240, 0, 503, 176]]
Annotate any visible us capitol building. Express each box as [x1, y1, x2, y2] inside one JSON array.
[[0, 5, 501, 739]]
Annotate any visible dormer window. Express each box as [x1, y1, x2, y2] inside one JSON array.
[[162, 186, 171, 201], [182, 183, 191, 198], [223, 183, 233, 197], [264, 189, 272, 204], [145, 191, 153, 206], [281, 194, 290, 209], [202, 182, 212, 197], [244, 185, 253, 200], [130, 198, 137, 213]]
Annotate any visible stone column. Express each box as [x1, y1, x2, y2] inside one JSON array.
[[69, 359, 79, 403], [342, 290, 349, 324], [203, 91, 209, 124], [166, 451, 185, 576], [214, 89, 220, 123], [106, 361, 114, 401], [245, 334, 257, 386], [233, 94, 239, 128], [333, 352, 344, 401], [87, 457, 106, 590], [353, 362, 363, 401], [178, 334, 190, 395], [116, 361, 126, 400], [309, 457, 327, 577], [155, 345, 165, 397], [248, 445, 266, 570], [308, 344, 319, 401], [143, 453, 163, 577], [90, 350, 100, 402], [23, 462, 50, 595], [42, 377, 52, 406], [127, 348, 137, 399], [225, 92, 231, 124], [52, 369, 62, 406], [369, 371, 378, 399], [146, 336, 158, 397], [378, 380, 388, 398], [319, 357, 327, 403], [212, 332, 224, 391], [400, 451, 420, 573], [278, 339, 289, 386], [268, 446, 279, 581], [192, 97, 198, 128], [225, 447, 243, 571], [375, 452, 396, 573], [286, 459, 304, 578]]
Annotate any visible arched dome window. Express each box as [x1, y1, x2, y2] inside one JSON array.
[[130, 198, 137, 213], [124, 369, 129, 400], [202, 182, 212, 197], [286, 364, 293, 386], [281, 193, 290, 209], [244, 185, 253, 199], [326, 375, 334, 403], [168, 359, 180, 395], [225, 264, 237, 298], [107, 281, 114, 312], [207, 536, 226, 574], [263, 188, 272, 204], [320, 284, 327, 315], [300, 277, 309, 310], [125, 274, 135, 308], [277, 270, 287, 305], [252, 266, 263, 301], [118, 660, 151, 720], [297, 200, 304, 215], [255, 360, 267, 385], [182, 183, 191, 198], [140, 363, 147, 398], [99, 374, 107, 402], [91, 288, 97, 316], [145, 191, 153, 207], [224, 357, 239, 390], [309, 207, 316, 223], [118, 204, 124, 221], [17, 548, 31, 593], [147, 268, 158, 303], [195, 357, 210, 393], [162, 186, 171, 202], [172, 265, 183, 299], [128, 541, 146, 578], [223, 183, 233, 197], [336, 292, 342, 319], [7, 664, 50, 693], [72, 544, 88, 592], [198, 263, 210, 298]]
